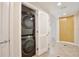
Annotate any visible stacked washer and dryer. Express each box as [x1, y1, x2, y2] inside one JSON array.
[[21, 5, 36, 57]]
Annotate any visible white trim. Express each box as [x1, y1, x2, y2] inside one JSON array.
[[74, 15, 76, 45], [59, 41, 79, 47], [56, 19, 59, 42], [74, 13, 79, 46], [22, 2, 38, 11], [9, 2, 21, 57], [57, 15, 79, 47], [23, 2, 49, 15], [57, 16, 76, 45], [9, 3, 14, 56]]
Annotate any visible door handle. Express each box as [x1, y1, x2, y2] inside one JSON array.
[[36, 30, 38, 33], [0, 40, 10, 44]]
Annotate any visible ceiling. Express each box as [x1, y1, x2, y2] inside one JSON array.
[[29, 2, 79, 18]]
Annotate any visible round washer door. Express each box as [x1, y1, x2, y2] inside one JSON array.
[[22, 36, 35, 56]]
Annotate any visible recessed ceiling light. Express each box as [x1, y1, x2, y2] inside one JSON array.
[[57, 2, 62, 6], [63, 13, 66, 15]]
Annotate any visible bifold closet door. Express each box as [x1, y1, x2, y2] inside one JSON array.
[[0, 3, 10, 57]]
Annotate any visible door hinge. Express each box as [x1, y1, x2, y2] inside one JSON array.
[[37, 48, 38, 51]]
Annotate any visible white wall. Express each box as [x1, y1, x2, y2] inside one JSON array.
[[74, 12, 79, 46], [49, 15, 58, 44], [0, 2, 10, 57]]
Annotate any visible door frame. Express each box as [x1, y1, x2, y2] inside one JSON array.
[[9, 2, 21, 57], [57, 16, 76, 44], [10, 2, 46, 57], [22, 2, 39, 56], [9, 2, 50, 56]]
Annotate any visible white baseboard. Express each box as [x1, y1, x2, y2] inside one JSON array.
[[57, 41, 79, 47]]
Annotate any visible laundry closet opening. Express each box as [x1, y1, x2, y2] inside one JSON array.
[[21, 4, 36, 57]]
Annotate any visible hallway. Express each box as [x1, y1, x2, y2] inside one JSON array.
[[49, 42, 79, 57], [34, 42, 79, 57], [0, 2, 79, 57]]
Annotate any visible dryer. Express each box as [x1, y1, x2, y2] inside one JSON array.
[[21, 5, 36, 57]]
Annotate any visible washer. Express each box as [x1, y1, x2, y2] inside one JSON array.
[[21, 4, 36, 57], [22, 36, 35, 57]]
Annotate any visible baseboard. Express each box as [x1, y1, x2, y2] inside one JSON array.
[[57, 41, 79, 47]]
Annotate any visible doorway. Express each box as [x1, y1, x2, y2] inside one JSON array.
[[59, 15, 74, 42]]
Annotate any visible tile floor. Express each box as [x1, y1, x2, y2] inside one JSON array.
[[34, 42, 79, 57]]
